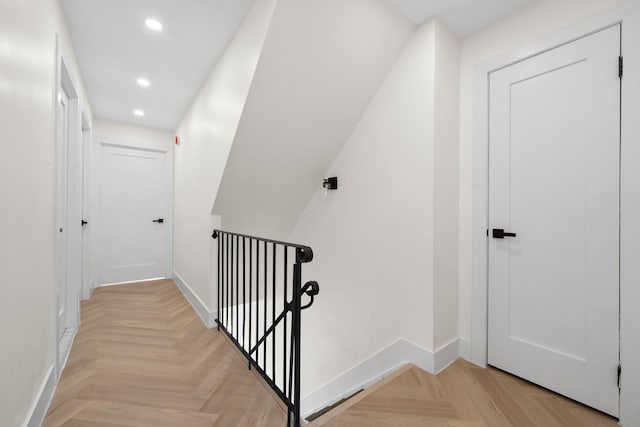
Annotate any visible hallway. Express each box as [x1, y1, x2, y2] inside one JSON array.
[[43, 280, 285, 426]]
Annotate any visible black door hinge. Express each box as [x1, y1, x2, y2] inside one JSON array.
[[619, 56, 623, 78], [617, 364, 622, 388]]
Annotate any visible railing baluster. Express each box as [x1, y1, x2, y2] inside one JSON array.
[[233, 234, 236, 335], [249, 238, 253, 370], [272, 242, 276, 381], [256, 239, 260, 369], [283, 247, 288, 396], [288, 321, 295, 420], [231, 235, 234, 335], [222, 233, 226, 328], [229, 236, 236, 335], [229, 237, 231, 328], [217, 232, 220, 331], [263, 240, 267, 373], [225, 233, 227, 330], [236, 235, 239, 339], [234, 236, 236, 339], [293, 260, 302, 426], [213, 230, 317, 427], [242, 237, 246, 350]]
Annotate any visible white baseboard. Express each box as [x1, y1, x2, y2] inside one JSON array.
[[24, 364, 56, 427], [82, 279, 96, 301], [434, 338, 461, 373], [301, 337, 463, 418], [459, 338, 471, 361], [172, 272, 217, 328], [57, 327, 77, 379]]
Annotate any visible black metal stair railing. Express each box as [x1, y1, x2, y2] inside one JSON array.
[[212, 229, 319, 427]]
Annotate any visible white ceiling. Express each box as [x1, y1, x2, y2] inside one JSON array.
[[386, 0, 536, 36], [61, 0, 535, 131], [60, 0, 253, 130]]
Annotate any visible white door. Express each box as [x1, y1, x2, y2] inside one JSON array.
[[81, 128, 92, 299], [55, 90, 70, 340], [97, 143, 169, 284], [488, 25, 620, 416]]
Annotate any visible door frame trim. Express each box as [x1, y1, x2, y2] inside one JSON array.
[[471, 2, 640, 424], [54, 35, 84, 379], [81, 113, 93, 301], [94, 138, 174, 284]]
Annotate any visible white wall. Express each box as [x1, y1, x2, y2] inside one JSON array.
[[457, 0, 626, 340], [212, 0, 415, 239], [0, 0, 92, 424], [173, 0, 277, 311], [289, 18, 460, 397]]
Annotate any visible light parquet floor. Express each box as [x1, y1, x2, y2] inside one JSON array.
[[45, 279, 619, 427], [43, 279, 286, 427], [313, 362, 619, 427]]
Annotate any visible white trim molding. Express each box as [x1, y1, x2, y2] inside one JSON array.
[[24, 365, 56, 427], [300, 338, 463, 418], [173, 272, 217, 328], [82, 279, 96, 301], [56, 327, 77, 380], [434, 338, 461, 373], [458, 338, 471, 361], [471, 2, 640, 425]]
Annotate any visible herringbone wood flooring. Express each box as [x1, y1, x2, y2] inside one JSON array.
[[43, 279, 286, 427], [44, 279, 619, 427], [313, 362, 618, 427]]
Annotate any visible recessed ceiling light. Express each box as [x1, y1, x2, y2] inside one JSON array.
[[145, 18, 163, 31], [137, 78, 150, 87], [133, 109, 145, 117]]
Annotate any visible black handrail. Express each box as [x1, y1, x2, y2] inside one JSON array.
[[212, 229, 319, 427]]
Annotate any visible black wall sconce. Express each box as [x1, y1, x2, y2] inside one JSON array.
[[323, 177, 338, 190]]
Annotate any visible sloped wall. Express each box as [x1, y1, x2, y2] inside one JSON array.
[[173, 0, 277, 311], [212, 0, 415, 239]]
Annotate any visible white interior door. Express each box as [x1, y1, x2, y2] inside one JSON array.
[[55, 90, 70, 341], [488, 25, 620, 416], [81, 127, 92, 299], [97, 143, 169, 284]]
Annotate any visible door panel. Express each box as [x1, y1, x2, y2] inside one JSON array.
[[488, 25, 620, 416], [81, 130, 91, 298], [55, 90, 69, 341], [98, 144, 168, 284]]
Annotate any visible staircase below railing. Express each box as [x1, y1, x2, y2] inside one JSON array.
[[212, 229, 319, 427]]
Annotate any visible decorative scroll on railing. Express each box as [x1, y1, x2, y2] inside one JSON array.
[[212, 229, 319, 427]]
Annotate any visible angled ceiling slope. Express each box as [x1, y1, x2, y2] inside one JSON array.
[[60, 0, 253, 130], [212, 0, 415, 239], [386, 0, 537, 37]]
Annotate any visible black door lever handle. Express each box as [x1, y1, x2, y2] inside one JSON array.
[[81, 220, 88, 226], [153, 218, 164, 224], [493, 228, 516, 239]]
